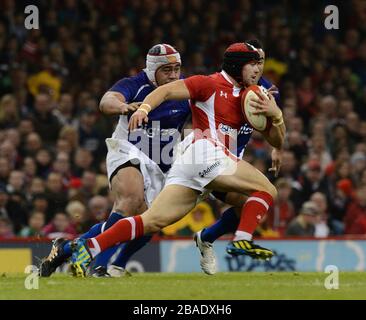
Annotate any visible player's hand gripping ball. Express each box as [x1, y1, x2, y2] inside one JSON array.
[[241, 85, 272, 131]]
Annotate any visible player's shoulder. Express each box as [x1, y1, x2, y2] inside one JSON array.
[[108, 71, 152, 94], [205, 72, 223, 83], [119, 71, 151, 86], [213, 71, 237, 87], [185, 72, 219, 87]]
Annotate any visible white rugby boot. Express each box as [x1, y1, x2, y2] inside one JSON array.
[[194, 230, 217, 275]]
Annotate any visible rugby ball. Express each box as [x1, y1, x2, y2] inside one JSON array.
[[241, 85, 271, 131]]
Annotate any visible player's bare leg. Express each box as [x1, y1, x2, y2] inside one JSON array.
[[70, 161, 276, 276], [95, 165, 148, 277], [207, 160, 277, 259], [70, 185, 199, 277], [195, 182, 272, 274], [140, 185, 199, 233], [40, 164, 149, 278], [110, 166, 148, 217], [207, 160, 276, 197]]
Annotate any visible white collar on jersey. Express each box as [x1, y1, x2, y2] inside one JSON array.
[[220, 70, 241, 97]]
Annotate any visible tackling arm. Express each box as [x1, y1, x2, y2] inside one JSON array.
[[128, 80, 191, 130], [99, 91, 140, 115], [142, 80, 191, 110]]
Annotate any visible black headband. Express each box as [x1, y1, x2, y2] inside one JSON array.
[[222, 50, 260, 84]]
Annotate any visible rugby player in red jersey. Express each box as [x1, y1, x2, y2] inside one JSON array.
[[70, 42, 285, 277]]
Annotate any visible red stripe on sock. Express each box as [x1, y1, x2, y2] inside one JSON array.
[[87, 239, 94, 250], [135, 215, 144, 238], [92, 216, 144, 252], [237, 191, 273, 234]]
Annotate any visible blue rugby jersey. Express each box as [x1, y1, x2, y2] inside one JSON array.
[[109, 71, 191, 173], [109, 72, 280, 170], [258, 76, 281, 106]]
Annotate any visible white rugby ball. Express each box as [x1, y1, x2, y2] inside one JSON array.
[[241, 85, 270, 132]]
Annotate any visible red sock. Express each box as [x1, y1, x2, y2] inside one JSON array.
[[237, 191, 274, 235], [88, 216, 144, 253]]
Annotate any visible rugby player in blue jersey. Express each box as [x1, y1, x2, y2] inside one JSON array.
[[40, 44, 191, 277], [39, 43, 255, 277], [41, 41, 282, 277], [69, 40, 285, 278]]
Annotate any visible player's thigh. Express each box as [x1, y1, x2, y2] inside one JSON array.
[[141, 185, 199, 233], [110, 166, 147, 214], [207, 160, 277, 198]]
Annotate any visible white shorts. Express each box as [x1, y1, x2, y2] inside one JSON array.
[[165, 135, 238, 193], [105, 138, 166, 208]]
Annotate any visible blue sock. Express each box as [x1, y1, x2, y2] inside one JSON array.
[[92, 245, 119, 268], [62, 242, 72, 257], [111, 235, 153, 268], [103, 211, 125, 229], [62, 222, 104, 256], [92, 211, 125, 268], [200, 207, 239, 243], [81, 222, 103, 239], [62, 212, 124, 257]]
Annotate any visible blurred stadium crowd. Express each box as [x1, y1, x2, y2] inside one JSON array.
[[0, 0, 366, 239]]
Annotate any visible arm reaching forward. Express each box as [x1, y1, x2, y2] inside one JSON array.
[[99, 92, 141, 115], [128, 80, 191, 130]]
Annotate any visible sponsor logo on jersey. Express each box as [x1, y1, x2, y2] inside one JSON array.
[[199, 161, 221, 178], [220, 91, 228, 99], [238, 123, 254, 135], [140, 124, 178, 138], [218, 123, 237, 137]]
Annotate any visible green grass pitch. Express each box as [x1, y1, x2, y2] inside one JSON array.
[[1, 272, 365, 300]]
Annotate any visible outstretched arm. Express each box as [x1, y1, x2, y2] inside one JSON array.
[[99, 91, 141, 115], [128, 80, 191, 130]]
